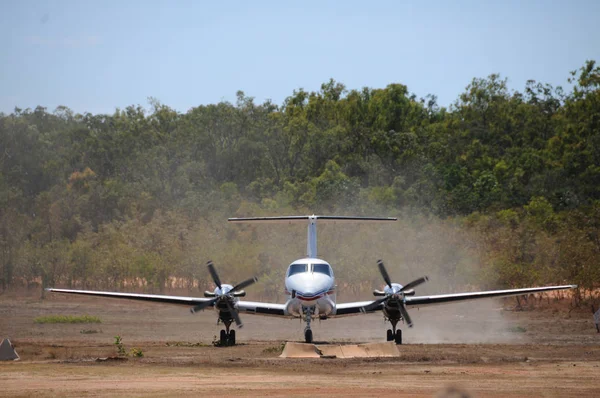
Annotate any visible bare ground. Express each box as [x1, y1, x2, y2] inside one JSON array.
[[1, 292, 599, 397]]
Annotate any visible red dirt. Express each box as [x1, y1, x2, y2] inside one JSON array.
[[1, 293, 599, 397]]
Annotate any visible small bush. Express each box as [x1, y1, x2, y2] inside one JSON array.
[[113, 336, 143, 357], [114, 335, 126, 356], [35, 315, 101, 324], [262, 343, 285, 355], [129, 347, 144, 358]]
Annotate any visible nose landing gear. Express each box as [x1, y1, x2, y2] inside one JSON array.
[[303, 306, 314, 343], [304, 328, 313, 344]]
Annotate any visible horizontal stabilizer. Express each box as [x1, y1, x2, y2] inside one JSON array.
[[228, 215, 397, 224]]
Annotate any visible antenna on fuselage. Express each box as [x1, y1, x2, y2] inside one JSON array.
[[228, 215, 397, 259]]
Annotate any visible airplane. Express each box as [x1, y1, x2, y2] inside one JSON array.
[[48, 215, 577, 346]]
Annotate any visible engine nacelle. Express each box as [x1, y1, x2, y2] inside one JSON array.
[[320, 296, 335, 316], [375, 286, 415, 296], [284, 298, 302, 317]]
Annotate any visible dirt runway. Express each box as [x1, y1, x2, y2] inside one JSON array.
[[1, 293, 599, 397]]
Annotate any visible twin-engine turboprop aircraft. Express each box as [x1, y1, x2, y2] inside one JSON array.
[[49, 215, 576, 345]]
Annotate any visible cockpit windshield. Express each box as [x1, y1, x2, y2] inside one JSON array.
[[313, 263, 332, 276], [287, 263, 333, 277], [288, 263, 308, 276]]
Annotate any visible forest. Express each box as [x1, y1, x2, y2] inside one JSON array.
[[0, 60, 599, 305]]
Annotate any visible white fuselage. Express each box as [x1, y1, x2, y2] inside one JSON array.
[[283, 257, 336, 318]]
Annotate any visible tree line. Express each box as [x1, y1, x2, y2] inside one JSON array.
[[0, 61, 598, 304]]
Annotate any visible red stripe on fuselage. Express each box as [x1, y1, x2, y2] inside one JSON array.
[[295, 289, 335, 301]]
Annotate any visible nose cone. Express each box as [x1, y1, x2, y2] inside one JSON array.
[[287, 272, 332, 302], [384, 283, 403, 295], [215, 284, 233, 295]]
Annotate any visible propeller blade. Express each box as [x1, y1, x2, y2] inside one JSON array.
[[190, 297, 217, 313], [400, 276, 429, 292], [207, 260, 222, 289], [398, 303, 413, 327], [361, 297, 387, 313], [232, 276, 258, 292], [377, 259, 393, 288], [225, 299, 243, 328]]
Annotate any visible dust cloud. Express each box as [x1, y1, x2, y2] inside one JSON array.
[[225, 210, 523, 344]]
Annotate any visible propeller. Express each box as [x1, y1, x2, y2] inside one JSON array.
[[362, 259, 428, 327], [207, 260, 223, 290], [378, 259, 393, 288], [190, 260, 258, 328]]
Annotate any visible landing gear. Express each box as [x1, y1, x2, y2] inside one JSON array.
[[219, 329, 236, 346], [304, 329, 313, 343], [387, 318, 403, 345], [218, 319, 237, 346], [394, 329, 402, 345], [303, 306, 314, 343]]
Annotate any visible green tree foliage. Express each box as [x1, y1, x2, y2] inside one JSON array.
[[1, 62, 599, 300]]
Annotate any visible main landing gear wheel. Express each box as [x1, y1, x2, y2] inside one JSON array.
[[219, 329, 236, 346], [386, 329, 393, 341], [395, 329, 402, 345], [304, 329, 313, 343]]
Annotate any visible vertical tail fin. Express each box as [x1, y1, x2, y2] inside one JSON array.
[[307, 216, 317, 258]]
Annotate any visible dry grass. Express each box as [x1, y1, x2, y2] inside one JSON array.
[[34, 315, 102, 324]]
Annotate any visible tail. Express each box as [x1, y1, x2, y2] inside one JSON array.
[[228, 215, 397, 258]]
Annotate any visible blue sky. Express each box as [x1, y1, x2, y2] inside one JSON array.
[[1, 0, 598, 115]]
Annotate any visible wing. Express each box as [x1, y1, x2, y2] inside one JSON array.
[[331, 284, 577, 318], [46, 288, 213, 307], [236, 300, 288, 317], [405, 284, 577, 307], [47, 288, 289, 317], [333, 301, 380, 317]]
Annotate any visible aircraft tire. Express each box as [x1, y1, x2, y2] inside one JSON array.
[[229, 330, 236, 346], [305, 329, 313, 343], [386, 329, 393, 341], [220, 330, 227, 346], [395, 329, 402, 345]]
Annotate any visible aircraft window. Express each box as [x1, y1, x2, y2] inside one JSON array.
[[313, 263, 331, 276], [288, 264, 308, 276]]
